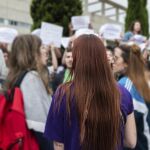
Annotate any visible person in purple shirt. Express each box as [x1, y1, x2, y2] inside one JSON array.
[[44, 34, 137, 150]]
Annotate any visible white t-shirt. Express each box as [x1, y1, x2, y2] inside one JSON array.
[[21, 71, 52, 133]]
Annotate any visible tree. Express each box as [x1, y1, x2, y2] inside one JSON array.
[[125, 0, 149, 37], [30, 0, 82, 36]]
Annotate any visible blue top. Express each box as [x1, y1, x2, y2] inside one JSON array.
[[119, 76, 150, 150], [123, 31, 133, 42], [44, 84, 133, 150]]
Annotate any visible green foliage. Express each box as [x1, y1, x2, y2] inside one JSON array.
[[30, 0, 82, 36], [125, 0, 149, 37]]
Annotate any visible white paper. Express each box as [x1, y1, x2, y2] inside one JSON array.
[[0, 27, 18, 44], [61, 37, 70, 48], [40, 22, 63, 48], [131, 35, 146, 44], [32, 28, 41, 37], [71, 16, 90, 30], [99, 24, 122, 40], [75, 28, 96, 38], [139, 43, 146, 52]]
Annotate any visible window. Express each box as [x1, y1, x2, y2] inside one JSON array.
[[0, 18, 4, 24]]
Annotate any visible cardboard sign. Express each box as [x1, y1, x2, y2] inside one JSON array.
[[40, 22, 63, 47], [99, 24, 122, 40], [71, 16, 90, 30], [0, 27, 18, 44]]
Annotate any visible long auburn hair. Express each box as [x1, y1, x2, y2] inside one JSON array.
[[56, 34, 121, 150], [119, 44, 150, 102], [4, 34, 51, 94]]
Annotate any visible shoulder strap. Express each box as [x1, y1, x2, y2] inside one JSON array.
[[5, 71, 29, 101], [13, 70, 29, 88]]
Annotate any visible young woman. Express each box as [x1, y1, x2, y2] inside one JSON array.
[[123, 20, 142, 42], [113, 44, 150, 150], [4, 34, 53, 150], [44, 34, 136, 150]]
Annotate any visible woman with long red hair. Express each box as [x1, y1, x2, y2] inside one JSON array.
[[44, 34, 136, 150]]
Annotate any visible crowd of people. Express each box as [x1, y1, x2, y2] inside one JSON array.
[[0, 19, 150, 150]]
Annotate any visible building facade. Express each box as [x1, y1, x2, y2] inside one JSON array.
[[0, 0, 32, 33], [82, 0, 150, 33], [0, 0, 149, 34]]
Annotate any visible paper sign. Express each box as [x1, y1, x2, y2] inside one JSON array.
[[71, 16, 90, 30], [32, 28, 41, 37], [40, 22, 63, 48], [61, 37, 70, 48], [75, 28, 96, 38], [99, 24, 122, 40], [131, 35, 146, 44], [0, 27, 18, 44]]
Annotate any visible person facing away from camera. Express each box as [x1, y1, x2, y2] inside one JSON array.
[[44, 34, 136, 150]]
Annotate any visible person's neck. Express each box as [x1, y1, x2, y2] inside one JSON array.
[[133, 31, 139, 35]]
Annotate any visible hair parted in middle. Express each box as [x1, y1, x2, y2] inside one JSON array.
[[55, 34, 121, 150]]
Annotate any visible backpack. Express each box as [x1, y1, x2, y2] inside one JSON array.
[[0, 71, 39, 150]]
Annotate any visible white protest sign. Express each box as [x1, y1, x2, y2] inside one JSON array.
[[61, 37, 70, 48], [99, 24, 122, 40], [75, 28, 97, 38], [0, 27, 18, 44], [131, 35, 146, 44], [40, 22, 63, 48], [71, 16, 90, 30], [32, 28, 41, 37]]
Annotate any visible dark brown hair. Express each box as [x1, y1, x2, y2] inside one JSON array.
[[130, 20, 142, 34], [56, 34, 121, 150]]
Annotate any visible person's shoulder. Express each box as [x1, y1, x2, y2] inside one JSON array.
[[124, 31, 133, 37], [118, 76, 128, 86], [118, 83, 131, 98], [23, 70, 39, 80], [125, 31, 133, 34], [54, 82, 73, 97], [118, 84, 133, 115], [123, 31, 133, 41], [20, 70, 41, 88]]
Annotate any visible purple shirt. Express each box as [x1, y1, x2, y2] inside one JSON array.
[[44, 84, 133, 150]]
